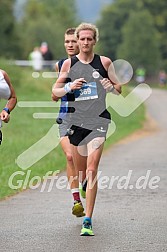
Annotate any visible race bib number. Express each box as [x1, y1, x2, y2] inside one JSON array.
[[74, 82, 98, 101]]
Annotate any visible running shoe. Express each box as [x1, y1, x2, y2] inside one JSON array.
[[72, 201, 85, 217], [0, 130, 2, 145], [80, 180, 87, 199], [80, 220, 94, 236], [79, 186, 86, 199]]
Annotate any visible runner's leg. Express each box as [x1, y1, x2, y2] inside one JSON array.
[[86, 138, 104, 218], [60, 136, 85, 217]]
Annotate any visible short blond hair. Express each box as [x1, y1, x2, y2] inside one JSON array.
[[75, 23, 99, 42]]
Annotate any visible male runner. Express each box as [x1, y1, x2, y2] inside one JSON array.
[[0, 69, 17, 144], [52, 23, 121, 236], [52, 28, 86, 217]]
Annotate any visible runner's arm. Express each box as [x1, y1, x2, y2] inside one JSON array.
[[0, 70, 17, 123], [100, 56, 122, 94], [52, 62, 61, 101], [52, 59, 86, 97], [2, 70, 17, 112]]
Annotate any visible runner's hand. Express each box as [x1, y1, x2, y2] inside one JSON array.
[[51, 93, 60, 102], [100, 78, 114, 91], [70, 78, 86, 90], [0, 111, 10, 123]]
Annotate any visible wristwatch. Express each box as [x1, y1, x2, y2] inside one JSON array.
[[3, 107, 10, 114]]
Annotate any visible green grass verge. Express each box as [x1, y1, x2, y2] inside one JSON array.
[[0, 63, 145, 200]]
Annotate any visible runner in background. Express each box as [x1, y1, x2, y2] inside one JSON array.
[[159, 70, 166, 87], [0, 69, 17, 144], [52, 28, 86, 217], [135, 66, 146, 84]]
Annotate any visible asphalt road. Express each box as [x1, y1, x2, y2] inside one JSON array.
[[0, 88, 167, 252]]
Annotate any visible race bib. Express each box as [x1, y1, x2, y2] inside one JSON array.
[[74, 82, 98, 101]]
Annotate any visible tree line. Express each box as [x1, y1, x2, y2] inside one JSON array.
[[0, 0, 77, 60], [97, 0, 167, 75], [0, 0, 167, 75]]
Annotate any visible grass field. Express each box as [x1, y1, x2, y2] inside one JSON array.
[[0, 64, 145, 200]]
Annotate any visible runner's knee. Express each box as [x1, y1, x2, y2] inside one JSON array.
[[86, 167, 97, 178], [66, 152, 73, 162]]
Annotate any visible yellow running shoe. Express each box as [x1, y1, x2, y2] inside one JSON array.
[[80, 220, 94, 236], [79, 187, 86, 199], [80, 180, 87, 199], [72, 201, 85, 217]]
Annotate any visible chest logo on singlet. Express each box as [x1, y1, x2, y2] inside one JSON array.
[[92, 70, 100, 79], [74, 82, 98, 101]]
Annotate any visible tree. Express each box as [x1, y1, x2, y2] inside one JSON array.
[[117, 10, 161, 74], [0, 0, 21, 58], [97, 0, 167, 70], [97, 0, 137, 60], [17, 0, 78, 59], [142, 0, 167, 60]]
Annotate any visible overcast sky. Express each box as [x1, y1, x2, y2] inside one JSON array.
[[76, 0, 112, 22], [14, 0, 112, 22]]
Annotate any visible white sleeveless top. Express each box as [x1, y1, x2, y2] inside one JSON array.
[[0, 71, 11, 100]]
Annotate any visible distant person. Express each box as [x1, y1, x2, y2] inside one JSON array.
[[159, 70, 166, 87], [30, 47, 43, 71], [135, 66, 146, 84], [40, 42, 53, 69], [0, 69, 17, 144]]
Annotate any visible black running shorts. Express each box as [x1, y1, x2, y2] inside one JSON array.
[[68, 124, 109, 146]]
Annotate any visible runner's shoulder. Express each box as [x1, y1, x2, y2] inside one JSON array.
[[60, 58, 71, 72], [100, 56, 112, 65]]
